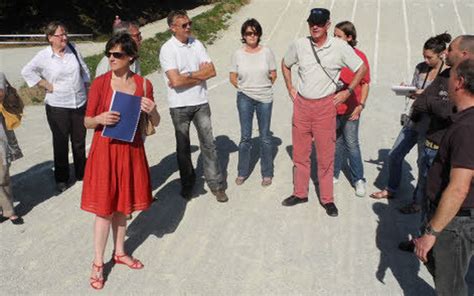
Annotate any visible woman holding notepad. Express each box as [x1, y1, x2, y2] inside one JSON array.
[[81, 33, 160, 290], [370, 33, 450, 206]]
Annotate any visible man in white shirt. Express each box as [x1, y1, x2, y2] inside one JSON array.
[[281, 8, 367, 216], [159, 10, 228, 202], [95, 19, 142, 77]]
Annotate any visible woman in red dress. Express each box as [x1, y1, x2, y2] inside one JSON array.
[[81, 33, 160, 290]]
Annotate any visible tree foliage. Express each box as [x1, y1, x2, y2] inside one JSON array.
[[0, 0, 218, 35]]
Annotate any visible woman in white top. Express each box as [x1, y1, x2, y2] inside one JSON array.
[[230, 19, 277, 187], [21, 21, 90, 192]]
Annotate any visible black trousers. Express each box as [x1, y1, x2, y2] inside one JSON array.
[[45, 104, 86, 183]]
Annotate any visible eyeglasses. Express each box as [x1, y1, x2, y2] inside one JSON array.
[[105, 51, 126, 59], [52, 33, 67, 38], [244, 31, 258, 37], [180, 21, 192, 29]]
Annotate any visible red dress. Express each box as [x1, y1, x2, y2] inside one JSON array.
[[81, 72, 153, 216]]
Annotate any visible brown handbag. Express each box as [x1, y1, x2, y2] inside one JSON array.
[[140, 78, 156, 137], [1, 80, 24, 130], [3, 79, 24, 116]]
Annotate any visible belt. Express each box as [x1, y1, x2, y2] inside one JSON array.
[[425, 139, 439, 150], [456, 208, 474, 217]]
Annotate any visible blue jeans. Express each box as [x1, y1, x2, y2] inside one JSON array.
[[334, 115, 364, 184], [413, 145, 438, 205], [236, 92, 273, 178], [386, 123, 424, 193], [169, 103, 225, 191], [426, 206, 474, 296]]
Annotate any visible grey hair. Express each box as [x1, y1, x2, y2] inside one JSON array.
[[112, 21, 139, 35]]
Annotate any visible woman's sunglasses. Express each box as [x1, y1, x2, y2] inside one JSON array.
[[105, 51, 126, 59]]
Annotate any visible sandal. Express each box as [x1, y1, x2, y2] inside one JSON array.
[[235, 176, 246, 186], [113, 253, 144, 269], [261, 177, 272, 187], [370, 190, 394, 200], [90, 262, 104, 290], [399, 203, 421, 214]]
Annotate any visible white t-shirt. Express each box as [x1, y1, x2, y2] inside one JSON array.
[[283, 36, 362, 99], [159, 36, 211, 108], [230, 46, 276, 103]]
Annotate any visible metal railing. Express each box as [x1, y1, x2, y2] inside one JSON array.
[[0, 34, 93, 45]]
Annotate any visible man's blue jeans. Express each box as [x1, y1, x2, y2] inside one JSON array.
[[236, 92, 273, 178], [386, 123, 424, 193], [334, 115, 364, 184], [426, 207, 474, 296], [169, 103, 225, 192]]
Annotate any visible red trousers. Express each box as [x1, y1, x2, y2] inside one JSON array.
[[292, 93, 336, 204]]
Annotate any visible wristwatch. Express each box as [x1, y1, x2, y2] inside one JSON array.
[[423, 224, 441, 237], [347, 87, 354, 96], [187, 71, 192, 78], [360, 103, 365, 109]]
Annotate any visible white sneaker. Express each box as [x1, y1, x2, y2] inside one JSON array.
[[333, 177, 339, 184], [355, 180, 366, 197]]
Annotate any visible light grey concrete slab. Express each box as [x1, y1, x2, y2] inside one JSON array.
[[1, 0, 473, 295]]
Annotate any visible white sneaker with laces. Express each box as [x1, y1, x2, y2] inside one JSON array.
[[355, 179, 366, 197]]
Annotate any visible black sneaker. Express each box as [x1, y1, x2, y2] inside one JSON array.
[[323, 202, 338, 217], [282, 195, 308, 206]]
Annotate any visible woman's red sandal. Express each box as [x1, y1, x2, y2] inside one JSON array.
[[113, 254, 144, 269], [90, 263, 104, 290]]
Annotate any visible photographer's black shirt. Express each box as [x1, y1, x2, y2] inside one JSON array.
[[426, 106, 474, 209], [411, 68, 456, 145]]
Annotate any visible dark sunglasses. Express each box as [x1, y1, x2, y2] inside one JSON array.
[[243, 31, 258, 37], [105, 51, 126, 59], [180, 21, 192, 29]]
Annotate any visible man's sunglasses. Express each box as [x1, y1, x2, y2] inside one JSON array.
[[180, 21, 192, 29], [105, 51, 126, 59]]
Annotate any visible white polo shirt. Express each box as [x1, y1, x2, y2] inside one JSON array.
[[159, 36, 211, 108], [283, 36, 362, 99], [21, 44, 90, 108]]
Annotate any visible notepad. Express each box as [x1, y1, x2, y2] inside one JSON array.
[[391, 85, 417, 96], [102, 91, 141, 142]]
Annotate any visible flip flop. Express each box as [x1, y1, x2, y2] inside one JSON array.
[[370, 190, 394, 200]]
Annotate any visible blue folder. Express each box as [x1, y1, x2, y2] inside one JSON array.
[[102, 91, 141, 142]]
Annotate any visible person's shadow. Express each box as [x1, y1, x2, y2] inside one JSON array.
[[373, 202, 434, 295], [125, 178, 187, 255], [245, 132, 282, 179], [149, 145, 199, 192], [9, 160, 59, 218]]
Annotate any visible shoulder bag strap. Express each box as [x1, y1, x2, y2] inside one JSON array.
[[308, 37, 339, 88], [67, 43, 86, 79]]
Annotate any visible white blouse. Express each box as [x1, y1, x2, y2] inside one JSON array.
[[21, 44, 90, 108]]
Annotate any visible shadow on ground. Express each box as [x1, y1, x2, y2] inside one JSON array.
[[125, 179, 187, 255], [10, 161, 65, 217], [373, 202, 434, 295]]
